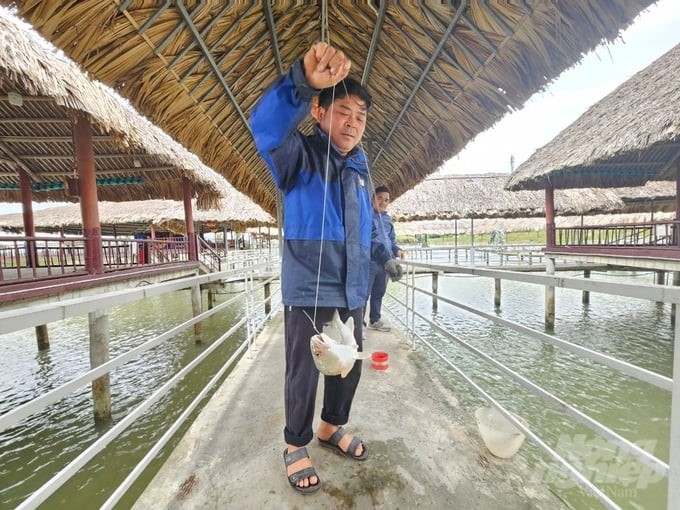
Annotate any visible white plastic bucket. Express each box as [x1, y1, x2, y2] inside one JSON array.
[[475, 407, 526, 459]]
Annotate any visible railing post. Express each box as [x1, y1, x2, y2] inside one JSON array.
[[36, 324, 49, 350], [582, 269, 591, 304], [669, 312, 680, 510], [432, 271, 438, 311], [672, 272, 680, 327], [264, 282, 271, 315]]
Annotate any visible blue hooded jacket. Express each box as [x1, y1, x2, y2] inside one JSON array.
[[250, 60, 372, 310]]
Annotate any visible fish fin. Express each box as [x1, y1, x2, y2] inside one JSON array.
[[331, 309, 342, 327], [344, 316, 355, 336]]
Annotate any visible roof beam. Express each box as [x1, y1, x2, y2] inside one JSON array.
[[168, 2, 232, 70], [155, 0, 206, 56], [17, 154, 143, 160], [361, 0, 386, 85], [479, 0, 513, 36], [204, 28, 270, 117], [0, 141, 38, 179], [263, 2, 283, 75], [139, 0, 172, 35], [0, 136, 109, 143], [0, 118, 70, 124], [175, 0, 251, 136], [374, 1, 468, 164], [389, 8, 466, 103], [181, 3, 259, 84], [37, 168, 175, 176]]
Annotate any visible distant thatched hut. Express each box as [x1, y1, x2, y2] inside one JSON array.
[[505, 43, 680, 191], [0, 198, 275, 237], [389, 174, 625, 221]]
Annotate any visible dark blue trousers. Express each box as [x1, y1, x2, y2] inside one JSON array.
[[283, 306, 364, 447], [367, 261, 388, 324]]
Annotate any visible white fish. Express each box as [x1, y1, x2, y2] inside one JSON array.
[[310, 310, 370, 378]]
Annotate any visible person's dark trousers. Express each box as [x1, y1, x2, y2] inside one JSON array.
[[367, 261, 388, 324], [283, 305, 364, 447]]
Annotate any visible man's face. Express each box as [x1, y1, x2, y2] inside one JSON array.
[[317, 95, 367, 156], [373, 191, 390, 212]]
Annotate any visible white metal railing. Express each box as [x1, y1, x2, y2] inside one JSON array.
[[405, 243, 546, 266], [386, 259, 680, 510], [0, 261, 282, 508]]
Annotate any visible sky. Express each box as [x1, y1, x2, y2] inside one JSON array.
[[1, 1, 679, 216], [440, 0, 680, 176]]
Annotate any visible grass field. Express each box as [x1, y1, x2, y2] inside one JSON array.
[[396, 230, 546, 246]]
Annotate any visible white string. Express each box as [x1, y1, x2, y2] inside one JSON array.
[[311, 67, 335, 327]]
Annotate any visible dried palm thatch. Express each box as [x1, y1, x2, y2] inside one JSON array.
[[1, 1, 655, 215], [388, 173, 626, 221], [611, 180, 676, 212], [0, 7, 247, 209], [506, 42, 680, 191], [0, 196, 275, 236]]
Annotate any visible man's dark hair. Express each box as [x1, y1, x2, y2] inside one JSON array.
[[318, 77, 372, 109], [374, 185, 390, 195]]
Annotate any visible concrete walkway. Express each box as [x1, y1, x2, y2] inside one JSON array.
[[133, 312, 567, 509]]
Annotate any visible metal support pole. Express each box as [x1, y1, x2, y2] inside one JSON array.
[[582, 269, 591, 304]]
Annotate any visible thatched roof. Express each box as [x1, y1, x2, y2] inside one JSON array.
[[0, 7, 240, 209], [0, 197, 275, 236], [612, 180, 676, 212], [396, 211, 676, 237], [388, 174, 626, 221], [506, 42, 680, 191], [1, 1, 655, 215]]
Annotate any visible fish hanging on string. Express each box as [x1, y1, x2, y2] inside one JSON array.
[[310, 310, 370, 378]]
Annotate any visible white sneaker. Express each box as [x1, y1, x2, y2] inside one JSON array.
[[368, 320, 390, 332]]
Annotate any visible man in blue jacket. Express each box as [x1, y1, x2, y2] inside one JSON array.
[[251, 42, 372, 494], [367, 185, 404, 332]]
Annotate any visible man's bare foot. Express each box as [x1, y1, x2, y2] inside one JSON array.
[[317, 421, 364, 457], [285, 445, 319, 490]]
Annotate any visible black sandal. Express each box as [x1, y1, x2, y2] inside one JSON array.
[[283, 447, 321, 494], [318, 426, 368, 461]]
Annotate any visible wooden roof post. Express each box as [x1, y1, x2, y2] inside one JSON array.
[[545, 181, 555, 248], [676, 162, 680, 248], [182, 176, 197, 261], [19, 169, 37, 268], [71, 110, 103, 274], [20, 170, 50, 350]]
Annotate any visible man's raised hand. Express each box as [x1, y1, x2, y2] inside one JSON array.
[[303, 42, 351, 90]]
